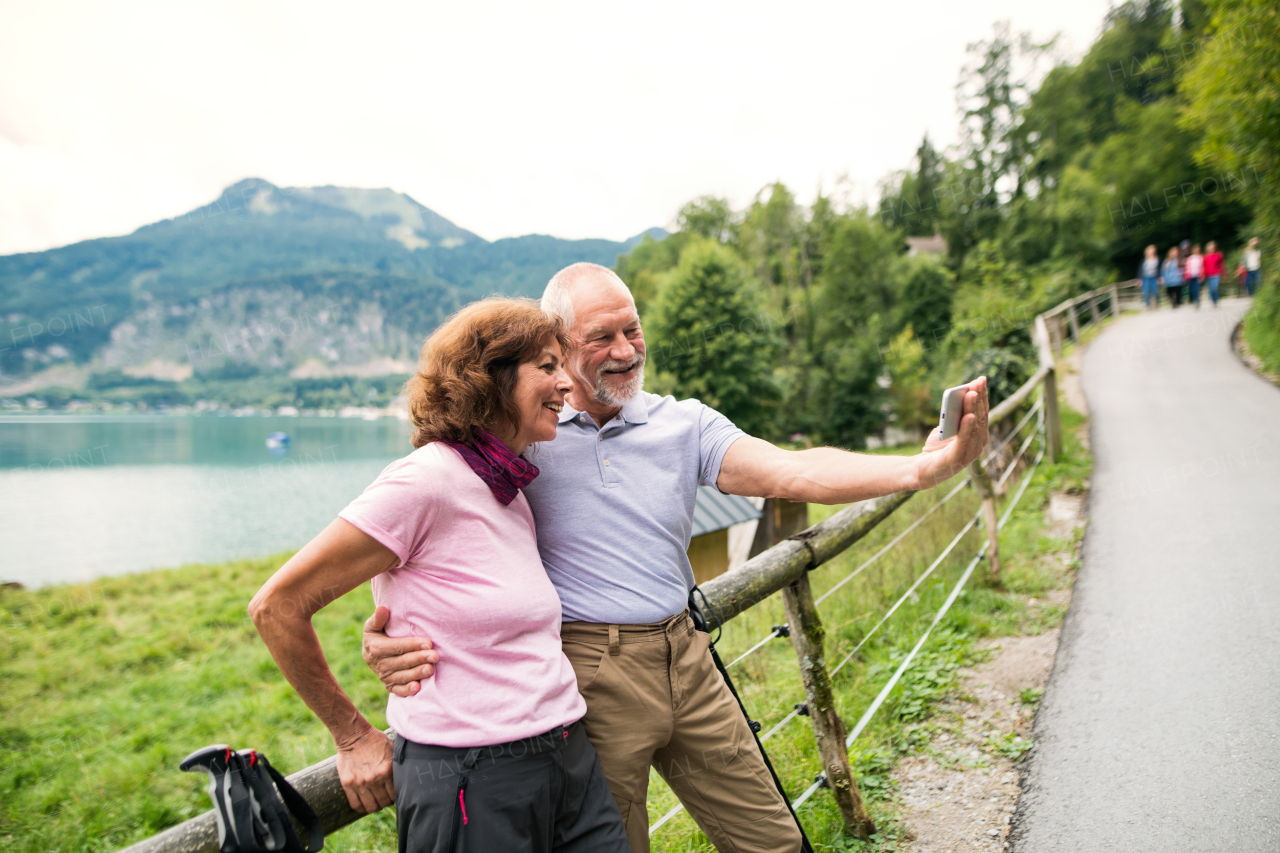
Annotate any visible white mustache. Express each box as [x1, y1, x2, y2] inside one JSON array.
[[599, 354, 643, 375], [591, 352, 645, 406]]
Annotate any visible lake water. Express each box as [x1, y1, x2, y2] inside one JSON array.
[[0, 415, 414, 588]]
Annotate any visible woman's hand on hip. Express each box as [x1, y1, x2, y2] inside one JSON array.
[[363, 605, 438, 697], [335, 725, 396, 813]]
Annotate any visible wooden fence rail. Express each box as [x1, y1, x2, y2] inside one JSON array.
[[119, 281, 1135, 852]]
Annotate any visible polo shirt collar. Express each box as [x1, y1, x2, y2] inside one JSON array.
[[557, 393, 650, 427], [619, 393, 649, 425]]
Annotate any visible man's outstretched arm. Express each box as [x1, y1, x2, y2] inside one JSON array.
[[717, 377, 989, 503]]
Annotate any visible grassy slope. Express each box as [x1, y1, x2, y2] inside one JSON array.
[[0, 562, 397, 852], [1243, 278, 1280, 376], [0, 402, 1089, 853]]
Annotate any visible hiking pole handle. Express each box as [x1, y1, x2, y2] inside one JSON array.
[[179, 745, 236, 853]]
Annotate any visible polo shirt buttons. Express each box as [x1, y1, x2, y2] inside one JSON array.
[[604, 460, 611, 467]]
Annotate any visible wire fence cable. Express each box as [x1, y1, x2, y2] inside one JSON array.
[[792, 442, 1047, 810], [724, 397, 1040, 671], [828, 510, 980, 679], [813, 476, 971, 609]]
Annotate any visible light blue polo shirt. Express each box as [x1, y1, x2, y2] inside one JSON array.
[[522, 391, 746, 624]]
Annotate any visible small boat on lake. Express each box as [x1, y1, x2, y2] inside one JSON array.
[[265, 432, 291, 448]]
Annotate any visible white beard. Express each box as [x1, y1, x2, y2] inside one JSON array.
[[592, 353, 646, 406]]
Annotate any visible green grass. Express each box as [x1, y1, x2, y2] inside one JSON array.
[[0, 562, 396, 852], [1243, 277, 1280, 377], [0, 402, 1090, 853]]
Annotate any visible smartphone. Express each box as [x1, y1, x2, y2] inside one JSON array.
[[938, 384, 969, 440]]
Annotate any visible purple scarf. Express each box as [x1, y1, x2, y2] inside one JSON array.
[[444, 429, 539, 506]]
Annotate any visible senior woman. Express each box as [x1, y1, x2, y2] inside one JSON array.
[[249, 298, 629, 853]]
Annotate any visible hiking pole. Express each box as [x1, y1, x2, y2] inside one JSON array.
[[180, 744, 324, 853], [689, 587, 816, 853]]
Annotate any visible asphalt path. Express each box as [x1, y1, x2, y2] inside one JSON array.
[[1013, 299, 1280, 851]]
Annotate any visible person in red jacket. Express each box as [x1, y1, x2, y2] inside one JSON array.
[[1202, 241, 1224, 307]]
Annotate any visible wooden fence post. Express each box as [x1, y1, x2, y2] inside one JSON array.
[[1089, 293, 1102, 327], [1035, 316, 1063, 464], [782, 573, 875, 839], [1067, 298, 1082, 343], [967, 459, 1001, 577], [1042, 369, 1062, 464], [1110, 283, 1121, 316], [1049, 314, 1066, 353], [749, 498, 809, 559]]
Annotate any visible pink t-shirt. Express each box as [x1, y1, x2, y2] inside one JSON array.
[[339, 443, 585, 747], [1185, 254, 1203, 278]]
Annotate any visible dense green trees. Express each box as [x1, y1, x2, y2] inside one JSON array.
[[620, 0, 1274, 445], [625, 194, 909, 447], [646, 240, 781, 438], [1181, 0, 1280, 371], [899, 258, 955, 347]]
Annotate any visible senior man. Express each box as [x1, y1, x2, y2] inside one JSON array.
[[364, 262, 989, 852]]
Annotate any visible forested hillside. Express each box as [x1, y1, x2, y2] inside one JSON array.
[[620, 0, 1274, 448], [1, 178, 660, 407]]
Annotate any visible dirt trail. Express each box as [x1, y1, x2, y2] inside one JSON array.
[[894, 623, 1064, 852], [892, 480, 1084, 852]]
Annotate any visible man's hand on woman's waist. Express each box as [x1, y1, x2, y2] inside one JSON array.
[[363, 605, 438, 697]]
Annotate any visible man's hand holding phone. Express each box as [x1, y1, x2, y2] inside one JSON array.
[[914, 376, 990, 489]]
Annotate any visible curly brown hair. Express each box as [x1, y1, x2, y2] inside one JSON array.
[[404, 297, 570, 449]]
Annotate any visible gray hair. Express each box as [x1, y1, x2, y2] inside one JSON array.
[[541, 262, 632, 331]]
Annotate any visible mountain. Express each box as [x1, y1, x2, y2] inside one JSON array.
[[0, 179, 664, 396]]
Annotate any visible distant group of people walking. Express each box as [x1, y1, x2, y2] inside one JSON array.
[[1139, 237, 1262, 310]]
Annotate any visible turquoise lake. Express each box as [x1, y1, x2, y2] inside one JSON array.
[[0, 415, 413, 588]]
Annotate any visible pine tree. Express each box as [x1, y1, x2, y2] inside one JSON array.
[[646, 239, 781, 437]]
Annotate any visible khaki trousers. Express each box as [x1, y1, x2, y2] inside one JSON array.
[[560, 612, 802, 853]]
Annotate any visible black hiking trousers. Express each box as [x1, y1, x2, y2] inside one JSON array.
[[392, 721, 630, 853]]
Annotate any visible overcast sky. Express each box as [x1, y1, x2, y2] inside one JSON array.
[[0, 0, 1114, 255]]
